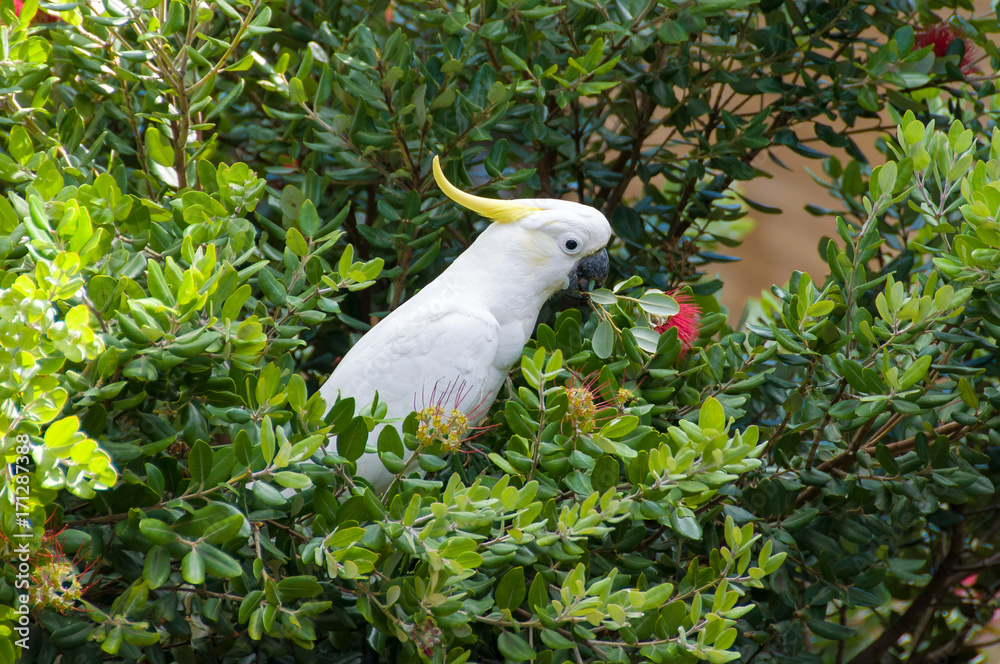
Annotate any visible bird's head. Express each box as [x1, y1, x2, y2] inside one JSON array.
[[433, 156, 613, 299]]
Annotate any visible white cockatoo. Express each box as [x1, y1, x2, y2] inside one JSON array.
[[319, 156, 613, 490]]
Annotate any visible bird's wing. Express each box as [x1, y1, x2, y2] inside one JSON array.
[[319, 305, 503, 421], [319, 305, 502, 491]]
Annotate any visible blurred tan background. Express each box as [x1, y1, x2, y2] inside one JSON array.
[[704, 1, 993, 320], [702, 123, 1000, 662], [715, 131, 876, 317], [675, 5, 1000, 656], [620, 119, 885, 318]]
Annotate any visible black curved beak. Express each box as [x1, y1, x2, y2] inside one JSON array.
[[564, 248, 609, 300]]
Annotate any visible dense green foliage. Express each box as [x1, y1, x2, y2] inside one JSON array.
[[2, 0, 1000, 663]]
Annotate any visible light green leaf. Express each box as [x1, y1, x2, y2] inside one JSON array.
[[638, 291, 679, 317], [182, 550, 205, 584], [145, 127, 175, 167], [699, 397, 725, 431], [593, 319, 614, 359]]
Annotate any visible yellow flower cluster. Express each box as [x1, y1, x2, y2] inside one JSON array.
[[615, 387, 635, 407], [416, 406, 470, 451], [564, 385, 597, 434], [31, 560, 84, 612]]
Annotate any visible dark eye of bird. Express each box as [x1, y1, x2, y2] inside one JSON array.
[[565, 239, 579, 251]]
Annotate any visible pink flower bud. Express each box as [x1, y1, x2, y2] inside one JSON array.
[[914, 22, 978, 75], [653, 289, 702, 357]]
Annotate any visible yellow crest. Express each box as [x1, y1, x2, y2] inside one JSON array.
[[433, 155, 540, 224]]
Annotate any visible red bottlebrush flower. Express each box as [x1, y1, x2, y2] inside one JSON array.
[[954, 574, 980, 600], [959, 574, 978, 588], [11, 0, 59, 23], [653, 289, 702, 357], [914, 22, 978, 74]]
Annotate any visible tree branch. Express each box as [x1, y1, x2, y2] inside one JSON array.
[[795, 421, 967, 508], [846, 512, 965, 664]]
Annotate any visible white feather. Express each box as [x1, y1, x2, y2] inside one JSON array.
[[320, 193, 613, 492]]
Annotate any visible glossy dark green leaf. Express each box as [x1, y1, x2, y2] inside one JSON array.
[[188, 440, 213, 488], [497, 632, 535, 661], [592, 455, 620, 494], [496, 567, 526, 613], [807, 619, 856, 641], [337, 416, 368, 462]]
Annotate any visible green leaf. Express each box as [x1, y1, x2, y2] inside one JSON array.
[[239, 591, 264, 624], [593, 319, 614, 359], [49, 622, 93, 651], [807, 619, 856, 641], [638, 291, 679, 317], [807, 300, 834, 317], [631, 326, 660, 354], [8, 126, 33, 164], [278, 576, 323, 600], [44, 416, 79, 449], [288, 77, 307, 105], [182, 550, 205, 585], [199, 543, 243, 578], [899, 355, 931, 390], [588, 288, 617, 305], [699, 397, 725, 430], [496, 567, 526, 612], [592, 455, 620, 494], [201, 514, 246, 545], [957, 377, 979, 409], [600, 416, 638, 438], [840, 359, 868, 392], [501, 46, 529, 72], [528, 572, 547, 611], [674, 514, 702, 539], [874, 443, 900, 475], [657, 19, 687, 43], [221, 284, 251, 320], [497, 632, 535, 661], [206, 78, 245, 120], [286, 227, 309, 256], [260, 415, 275, 464], [87, 275, 117, 313], [272, 471, 311, 489], [578, 81, 618, 95], [258, 268, 288, 306], [119, 624, 159, 646], [338, 244, 354, 280], [376, 200, 400, 221], [139, 519, 176, 546], [102, 627, 124, 654], [251, 481, 287, 506], [145, 126, 175, 167], [540, 629, 577, 649], [487, 81, 508, 104], [143, 546, 172, 589], [644, 582, 674, 608], [377, 426, 405, 473], [188, 440, 213, 488], [338, 416, 368, 462], [520, 353, 542, 389]]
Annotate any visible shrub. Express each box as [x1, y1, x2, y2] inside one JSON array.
[[1, 1, 999, 663]]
